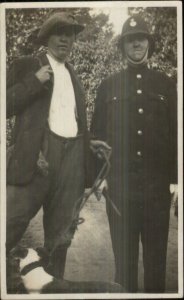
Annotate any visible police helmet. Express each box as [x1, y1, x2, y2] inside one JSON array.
[[118, 15, 154, 58]]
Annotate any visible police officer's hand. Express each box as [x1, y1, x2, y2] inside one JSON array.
[[94, 179, 108, 201], [35, 65, 53, 84], [170, 184, 178, 203], [90, 140, 111, 159], [170, 184, 178, 217]]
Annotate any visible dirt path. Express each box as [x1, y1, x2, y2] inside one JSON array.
[[20, 195, 178, 293]]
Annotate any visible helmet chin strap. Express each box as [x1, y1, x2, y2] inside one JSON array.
[[125, 46, 149, 68]]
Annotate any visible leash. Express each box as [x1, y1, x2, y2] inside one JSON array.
[[76, 147, 112, 215], [49, 146, 121, 255], [69, 146, 122, 227], [73, 146, 121, 224]]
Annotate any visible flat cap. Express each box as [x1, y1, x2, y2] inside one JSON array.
[[37, 12, 84, 45]]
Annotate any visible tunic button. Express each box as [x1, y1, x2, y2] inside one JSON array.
[[137, 151, 142, 156], [137, 130, 143, 135], [63, 140, 68, 148], [137, 89, 142, 94], [136, 74, 142, 79], [138, 108, 144, 114]]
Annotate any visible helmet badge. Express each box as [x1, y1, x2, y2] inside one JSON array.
[[130, 18, 137, 27]]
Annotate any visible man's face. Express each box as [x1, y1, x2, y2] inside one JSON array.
[[47, 27, 75, 62], [123, 34, 149, 62]]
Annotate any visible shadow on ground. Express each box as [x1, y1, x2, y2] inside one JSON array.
[[14, 195, 178, 293]]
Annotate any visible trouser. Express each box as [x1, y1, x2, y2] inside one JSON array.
[[6, 130, 85, 278], [106, 177, 171, 293]]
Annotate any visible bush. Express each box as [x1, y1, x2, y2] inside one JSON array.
[[6, 7, 177, 145]]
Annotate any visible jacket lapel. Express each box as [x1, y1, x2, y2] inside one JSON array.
[[35, 52, 54, 122], [65, 62, 87, 131]]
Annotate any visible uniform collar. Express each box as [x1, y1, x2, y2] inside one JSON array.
[[126, 63, 148, 73]]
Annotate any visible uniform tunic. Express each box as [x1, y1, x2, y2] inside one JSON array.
[[91, 65, 177, 292]]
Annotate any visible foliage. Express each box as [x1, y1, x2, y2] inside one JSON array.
[[6, 7, 177, 145], [6, 8, 92, 64]]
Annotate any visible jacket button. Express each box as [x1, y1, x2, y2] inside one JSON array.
[[136, 74, 142, 79], [138, 108, 144, 114], [137, 130, 143, 135], [137, 89, 142, 94], [137, 151, 142, 157]]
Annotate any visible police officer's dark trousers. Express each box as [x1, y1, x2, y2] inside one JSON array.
[[7, 129, 85, 278], [106, 170, 171, 293]]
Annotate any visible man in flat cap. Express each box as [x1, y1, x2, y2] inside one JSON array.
[[6, 11, 93, 279], [91, 15, 178, 292]]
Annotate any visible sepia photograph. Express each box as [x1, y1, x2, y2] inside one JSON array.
[[0, 1, 183, 299]]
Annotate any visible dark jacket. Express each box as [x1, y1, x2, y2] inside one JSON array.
[[7, 52, 89, 185], [91, 65, 177, 187]]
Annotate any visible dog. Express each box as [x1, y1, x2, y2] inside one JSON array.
[[9, 246, 124, 294]]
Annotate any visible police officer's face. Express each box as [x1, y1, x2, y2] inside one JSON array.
[[123, 34, 149, 62], [47, 27, 75, 62]]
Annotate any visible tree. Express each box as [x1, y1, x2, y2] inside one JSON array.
[[6, 7, 177, 144], [6, 8, 92, 65], [128, 7, 177, 79]]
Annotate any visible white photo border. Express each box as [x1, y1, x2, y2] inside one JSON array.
[[1, 1, 183, 299]]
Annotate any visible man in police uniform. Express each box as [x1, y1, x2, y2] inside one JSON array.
[[6, 12, 92, 279], [91, 15, 178, 292]]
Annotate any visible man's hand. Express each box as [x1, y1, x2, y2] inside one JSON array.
[[90, 140, 111, 159], [35, 65, 53, 84], [94, 179, 108, 201]]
